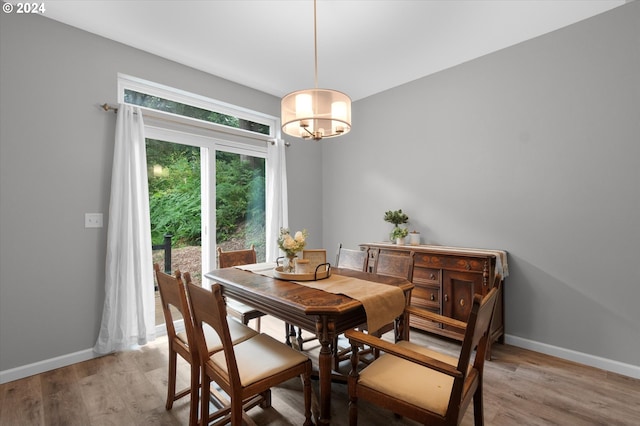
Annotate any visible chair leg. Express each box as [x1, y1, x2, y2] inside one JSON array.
[[243, 314, 262, 333], [259, 389, 272, 409], [348, 397, 358, 425], [166, 346, 177, 410], [348, 347, 360, 425], [231, 393, 245, 425], [302, 366, 314, 426], [332, 337, 340, 371], [473, 384, 484, 426], [188, 363, 199, 426], [371, 329, 383, 359], [200, 371, 210, 426]]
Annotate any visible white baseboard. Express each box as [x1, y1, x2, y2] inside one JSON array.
[[0, 348, 98, 384], [0, 324, 172, 385], [3, 332, 638, 384], [505, 334, 640, 379]]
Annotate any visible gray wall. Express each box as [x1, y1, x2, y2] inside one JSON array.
[[0, 11, 320, 373], [323, 1, 640, 369], [1, 2, 638, 377]]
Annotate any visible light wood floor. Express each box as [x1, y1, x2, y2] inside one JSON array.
[[1, 315, 638, 426]]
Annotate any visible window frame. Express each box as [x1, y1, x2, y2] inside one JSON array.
[[119, 74, 274, 290], [117, 73, 280, 141]]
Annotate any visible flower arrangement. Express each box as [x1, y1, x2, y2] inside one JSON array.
[[278, 227, 308, 257]]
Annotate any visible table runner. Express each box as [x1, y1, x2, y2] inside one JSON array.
[[235, 263, 406, 333]]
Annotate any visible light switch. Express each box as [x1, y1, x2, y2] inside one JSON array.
[[85, 213, 103, 228]]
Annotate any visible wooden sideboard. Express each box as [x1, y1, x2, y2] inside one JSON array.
[[359, 243, 507, 356]]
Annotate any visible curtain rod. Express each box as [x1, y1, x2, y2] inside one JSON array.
[[101, 102, 289, 146], [102, 103, 118, 113], [269, 139, 290, 146]]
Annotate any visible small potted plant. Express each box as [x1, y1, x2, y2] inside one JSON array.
[[391, 226, 409, 245], [384, 209, 409, 244]]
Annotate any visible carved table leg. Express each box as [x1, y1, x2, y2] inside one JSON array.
[[285, 322, 298, 348], [316, 316, 335, 426], [395, 291, 411, 342]]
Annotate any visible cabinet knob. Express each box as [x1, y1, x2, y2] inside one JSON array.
[[444, 294, 448, 302], [429, 273, 436, 280], [459, 298, 465, 307], [430, 293, 435, 301]]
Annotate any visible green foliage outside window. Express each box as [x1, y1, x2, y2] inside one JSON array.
[[147, 140, 266, 249], [148, 141, 201, 246], [215, 151, 266, 244], [126, 90, 270, 135]]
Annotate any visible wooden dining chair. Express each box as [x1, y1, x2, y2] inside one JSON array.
[[335, 243, 368, 272], [372, 250, 415, 282], [336, 250, 416, 365], [332, 244, 370, 370], [187, 282, 314, 426], [345, 278, 502, 426], [154, 264, 258, 426], [217, 245, 266, 332], [371, 250, 415, 340]]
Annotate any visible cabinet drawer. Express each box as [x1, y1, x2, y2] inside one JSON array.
[[414, 253, 486, 274], [412, 285, 440, 309], [414, 254, 445, 268], [449, 257, 485, 273], [413, 267, 441, 284]]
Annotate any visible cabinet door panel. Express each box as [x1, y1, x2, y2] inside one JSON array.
[[442, 270, 483, 329]]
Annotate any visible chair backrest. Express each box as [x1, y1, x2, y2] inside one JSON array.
[[154, 263, 196, 358], [449, 277, 501, 413], [217, 245, 257, 268], [335, 244, 368, 271], [187, 282, 241, 389], [464, 275, 502, 369], [373, 250, 415, 281]]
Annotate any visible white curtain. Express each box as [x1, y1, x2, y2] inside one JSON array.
[[94, 104, 155, 354], [265, 138, 288, 262]]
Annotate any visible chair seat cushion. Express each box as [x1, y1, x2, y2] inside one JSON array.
[[177, 317, 257, 354], [357, 340, 462, 416], [211, 333, 308, 387]]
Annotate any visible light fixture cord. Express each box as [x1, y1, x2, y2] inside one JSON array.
[[313, 0, 318, 89]]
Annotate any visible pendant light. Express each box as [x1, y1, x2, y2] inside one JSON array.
[[281, 0, 352, 140]]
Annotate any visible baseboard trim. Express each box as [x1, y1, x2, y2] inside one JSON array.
[[0, 324, 173, 384], [505, 334, 640, 379], [0, 348, 98, 384], [3, 331, 638, 384]]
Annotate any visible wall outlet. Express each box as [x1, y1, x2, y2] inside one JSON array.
[[85, 213, 103, 228]]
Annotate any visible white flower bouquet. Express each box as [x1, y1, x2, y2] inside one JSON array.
[[278, 227, 308, 257]]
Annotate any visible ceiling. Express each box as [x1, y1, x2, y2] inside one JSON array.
[[24, 0, 627, 101]]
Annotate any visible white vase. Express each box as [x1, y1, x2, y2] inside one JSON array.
[[396, 237, 406, 245], [409, 232, 420, 245]]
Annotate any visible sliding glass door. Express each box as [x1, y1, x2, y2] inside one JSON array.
[[215, 151, 266, 262], [145, 129, 266, 326]]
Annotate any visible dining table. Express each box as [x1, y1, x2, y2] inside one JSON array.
[[205, 264, 414, 426]]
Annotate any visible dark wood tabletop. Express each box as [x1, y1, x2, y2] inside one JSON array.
[[205, 266, 413, 425]]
